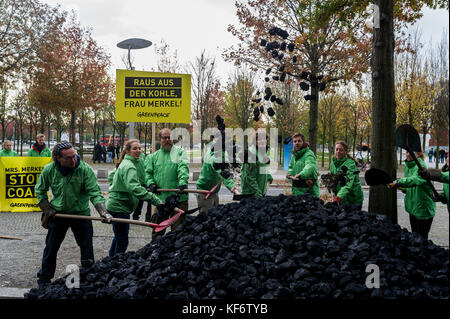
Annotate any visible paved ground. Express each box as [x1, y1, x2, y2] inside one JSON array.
[[0, 162, 448, 292]]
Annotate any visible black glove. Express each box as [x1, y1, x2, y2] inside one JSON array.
[[148, 184, 159, 194], [220, 170, 232, 179], [179, 185, 188, 192], [39, 199, 56, 229]]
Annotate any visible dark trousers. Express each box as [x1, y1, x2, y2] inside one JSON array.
[[37, 217, 94, 284], [132, 200, 153, 222], [151, 200, 188, 239], [108, 211, 130, 257], [409, 214, 433, 241]]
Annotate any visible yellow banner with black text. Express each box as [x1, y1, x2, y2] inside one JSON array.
[[0, 157, 51, 212], [115, 69, 191, 124]]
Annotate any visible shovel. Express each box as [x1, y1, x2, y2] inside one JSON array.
[[395, 124, 442, 201], [364, 167, 406, 192], [54, 213, 172, 232], [54, 207, 202, 233]]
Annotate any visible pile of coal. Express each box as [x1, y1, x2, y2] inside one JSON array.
[[25, 194, 448, 299]]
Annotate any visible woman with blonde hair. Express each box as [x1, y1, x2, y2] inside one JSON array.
[[329, 141, 364, 208], [106, 139, 181, 256]]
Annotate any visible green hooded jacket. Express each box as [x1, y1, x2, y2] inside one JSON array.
[[27, 146, 51, 157], [145, 145, 189, 202], [108, 153, 145, 186], [107, 155, 160, 214], [241, 145, 273, 197], [196, 150, 236, 193], [0, 149, 18, 157], [330, 156, 364, 205], [35, 159, 104, 216], [397, 158, 436, 220], [287, 147, 319, 198]]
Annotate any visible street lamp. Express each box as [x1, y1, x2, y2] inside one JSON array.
[[117, 38, 152, 139]]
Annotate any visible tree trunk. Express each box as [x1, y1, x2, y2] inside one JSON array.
[[368, 0, 397, 224], [308, 84, 320, 154], [70, 110, 76, 144]]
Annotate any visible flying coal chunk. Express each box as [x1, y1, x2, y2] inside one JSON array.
[[25, 195, 449, 299]]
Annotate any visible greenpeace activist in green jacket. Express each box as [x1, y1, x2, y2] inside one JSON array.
[[145, 129, 189, 203], [107, 144, 161, 214], [418, 157, 449, 213], [27, 134, 51, 157], [0, 140, 18, 156], [330, 141, 364, 206], [286, 133, 319, 198], [35, 143, 105, 216], [196, 149, 238, 194], [241, 143, 273, 198]]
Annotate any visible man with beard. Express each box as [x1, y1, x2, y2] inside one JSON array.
[[35, 141, 112, 289], [27, 134, 52, 157], [145, 128, 189, 239]]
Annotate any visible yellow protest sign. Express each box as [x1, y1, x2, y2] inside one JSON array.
[[116, 69, 191, 123], [0, 157, 52, 212]]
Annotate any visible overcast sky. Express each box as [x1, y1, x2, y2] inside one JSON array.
[[41, 0, 449, 84]]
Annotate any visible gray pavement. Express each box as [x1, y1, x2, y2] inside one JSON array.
[[0, 161, 448, 294]]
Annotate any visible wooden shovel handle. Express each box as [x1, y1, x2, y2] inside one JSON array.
[[54, 214, 159, 228]]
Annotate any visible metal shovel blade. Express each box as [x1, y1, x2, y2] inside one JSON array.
[[364, 168, 394, 186], [395, 124, 422, 153]]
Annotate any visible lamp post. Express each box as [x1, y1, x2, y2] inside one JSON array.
[[117, 38, 152, 140]]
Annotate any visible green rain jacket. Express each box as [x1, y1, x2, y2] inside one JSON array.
[[196, 150, 236, 193], [107, 155, 160, 214], [35, 159, 104, 216], [145, 145, 189, 203], [330, 156, 364, 205], [287, 147, 319, 198], [397, 158, 436, 220], [27, 145, 51, 157], [241, 145, 273, 197], [0, 149, 18, 156], [109, 153, 146, 186]]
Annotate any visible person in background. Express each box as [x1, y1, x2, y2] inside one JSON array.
[[439, 149, 445, 164], [107, 143, 115, 163], [27, 134, 51, 157], [196, 140, 239, 214], [428, 148, 434, 163], [93, 142, 103, 163], [145, 128, 189, 240], [35, 141, 112, 289], [329, 141, 364, 209], [101, 143, 107, 163], [390, 150, 436, 240], [240, 132, 273, 198], [0, 140, 18, 156], [286, 133, 320, 198]]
